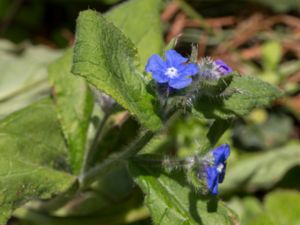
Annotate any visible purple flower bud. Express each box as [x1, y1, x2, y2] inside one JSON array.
[[215, 60, 233, 76], [199, 58, 233, 80]]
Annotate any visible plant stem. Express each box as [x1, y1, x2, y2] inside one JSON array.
[[81, 112, 110, 173], [79, 130, 154, 190]]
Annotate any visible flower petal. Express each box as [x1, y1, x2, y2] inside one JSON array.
[[178, 63, 199, 77], [152, 72, 168, 83], [165, 50, 187, 67], [206, 167, 219, 195], [145, 54, 166, 73], [212, 182, 219, 195], [212, 144, 230, 165], [168, 77, 192, 89], [218, 163, 227, 183]]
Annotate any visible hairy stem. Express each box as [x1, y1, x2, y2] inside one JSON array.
[[79, 130, 154, 190]]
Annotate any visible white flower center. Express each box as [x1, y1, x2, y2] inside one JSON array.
[[165, 67, 179, 78], [216, 163, 224, 173]]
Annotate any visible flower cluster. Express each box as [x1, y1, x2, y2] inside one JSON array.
[[145, 50, 232, 196], [145, 50, 233, 90]]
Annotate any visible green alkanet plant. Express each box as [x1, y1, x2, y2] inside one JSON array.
[[0, 0, 282, 224]]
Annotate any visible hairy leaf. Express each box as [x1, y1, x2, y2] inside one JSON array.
[[48, 49, 94, 174], [0, 99, 74, 224], [106, 0, 163, 67], [129, 161, 238, 225], [192, 74, 282, 120], [72, 10, 162, 130]]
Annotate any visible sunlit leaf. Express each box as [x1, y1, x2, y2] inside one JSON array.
[[106, 0, 163, 67], [0, 41, 61, 119], [48, 49, 94, 174], [0, 99, 74, 224], [72, 10, 162, 130], [192, 74, 282, 120], [129, 161, 239, 225]]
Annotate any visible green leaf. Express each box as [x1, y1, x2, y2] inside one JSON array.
[[249, 214, 275, 225], [105, 0, 163, 67], [248, 190, 300, 225], [205, 119, 231, 152], [192, 74, 282, 120], [48, 49, 94, 174], [232, 113, 293, 150], [16, 200, 148, 225], [264, 190, 300, 225], [57, 166, 135, 217], [171, 117, 210, 156], [261, 41, 282, 71], [227, 197, 263, 225], [0, 40, 61, 118], [221, 143, 300, 194], [0, 99, 74, 224], [88, 113, 139, 168], [129, 161, 239, 225], [170, 116, 230, 155], [72, 10, 162, 131]]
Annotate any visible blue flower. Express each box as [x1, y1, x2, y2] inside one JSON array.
[[205, 144, 230, 195], [145, 50, 199, 89]]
